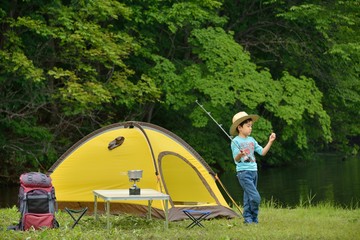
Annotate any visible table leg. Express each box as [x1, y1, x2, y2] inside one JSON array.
[[106, 201, 110, 229], [94, 194, 98, 221], [164, 199, 168, 229], [148, 200, 153, 220]]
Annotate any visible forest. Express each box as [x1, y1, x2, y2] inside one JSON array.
[[0, 0, 359, 183]]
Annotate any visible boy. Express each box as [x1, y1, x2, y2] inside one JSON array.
[[230, 111, 276, 224]]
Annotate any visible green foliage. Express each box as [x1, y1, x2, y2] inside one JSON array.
[[221, 0, 359, 156], [272, 72, 332, 147], [49, 68, 112, 115], [0, 118, 55, 173], [0, 0, 142, 181], [153, 1, 225, 33], [148, 55, 190, 110], [0, 50, 44, 83], [185, 26, 331, 165], [0, 0, 358, 182]]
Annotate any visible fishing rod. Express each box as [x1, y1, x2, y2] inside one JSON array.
[[195, 100, 244, 153], [195, 100, 244, 216], [195, 100, 234, 143]]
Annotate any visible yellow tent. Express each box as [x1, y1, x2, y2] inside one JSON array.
[[48, 121, 238, 221]]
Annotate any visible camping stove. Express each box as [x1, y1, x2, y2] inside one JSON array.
[[128, 170, 143, 195]]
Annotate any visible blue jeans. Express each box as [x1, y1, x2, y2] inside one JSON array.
[[237, 170, 261, 223]]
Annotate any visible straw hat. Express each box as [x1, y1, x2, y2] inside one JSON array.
[[229, 112, 259, 136]]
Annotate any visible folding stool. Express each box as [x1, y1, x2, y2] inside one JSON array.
[[183, 209, 211, 228], [65, 207, 88, 229]]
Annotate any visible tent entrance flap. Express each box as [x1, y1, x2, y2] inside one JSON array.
[[159, 152, 215, 206]]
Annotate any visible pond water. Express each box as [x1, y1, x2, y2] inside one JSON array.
[[219, 154, 360, 208], [1, 154, 359, 209], [0, 184, 19, 209]]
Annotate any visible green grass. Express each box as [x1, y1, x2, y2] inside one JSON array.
[[1, 203, 359, 240]]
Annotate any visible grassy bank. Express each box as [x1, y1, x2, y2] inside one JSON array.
[[1, 203, 359, 240]]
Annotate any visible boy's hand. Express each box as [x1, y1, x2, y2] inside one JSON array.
[[238, 150, 246, 158], [235, 150, 246, 162], [269, 132, 276, 142]]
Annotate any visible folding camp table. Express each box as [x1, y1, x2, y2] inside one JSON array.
[[93, 189, 169, 230], [183, 209, 211, 228]]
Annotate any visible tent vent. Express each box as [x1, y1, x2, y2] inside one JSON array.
[[108, 136, 125, 150]]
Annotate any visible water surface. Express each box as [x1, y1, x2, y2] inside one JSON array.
[[220, 154, 360, 207]]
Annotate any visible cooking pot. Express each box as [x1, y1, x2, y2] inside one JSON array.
[[128, 170, 143, 179]]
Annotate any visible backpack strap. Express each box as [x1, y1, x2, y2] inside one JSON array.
[[20, 192, 28, 214], [17, 192, 28, 231], [48, 192, 55, 213]]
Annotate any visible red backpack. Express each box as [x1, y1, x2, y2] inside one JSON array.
[[15, 172, 59, 230]]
